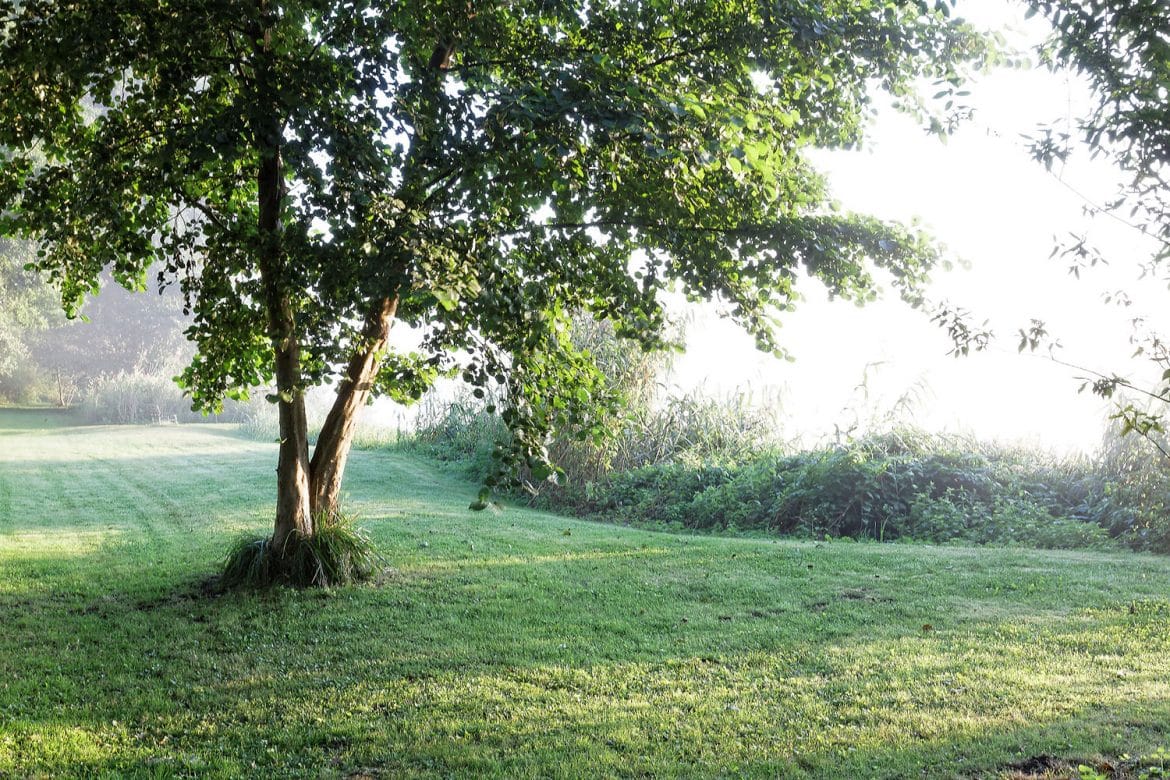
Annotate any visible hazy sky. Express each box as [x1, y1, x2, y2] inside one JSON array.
[[671, 1, 1166, 453]]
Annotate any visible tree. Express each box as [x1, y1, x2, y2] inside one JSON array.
[[0, 238, 56, 397], [30, 273, 190, 406], [0, 0, 988, 581], [1021, 1, 1170, 450]]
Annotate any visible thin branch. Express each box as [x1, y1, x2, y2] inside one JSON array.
[[1045, 171, 1170, 251], [1023, 348, 1169, 405], [448, 57, 533, 72], [1013, 347, 1170, 458], [637, 42, 724, 74], [173, 188, 231, 234]]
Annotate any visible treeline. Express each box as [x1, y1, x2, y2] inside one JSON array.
[[0, 239, 233, 423]]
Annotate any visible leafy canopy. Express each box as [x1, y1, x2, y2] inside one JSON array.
[[0, 0, 988, 480]]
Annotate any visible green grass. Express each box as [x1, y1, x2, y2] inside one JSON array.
[[2, 409, 1170, 778]]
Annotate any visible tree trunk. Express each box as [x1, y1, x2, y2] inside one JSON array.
[[310, 295, 399, 519], [260, 194, 314, 551], [255, 2, 313, 553], [271, 338, 313, 550]]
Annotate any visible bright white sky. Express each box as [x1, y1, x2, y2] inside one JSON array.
[[670, 0, 1167, 454]]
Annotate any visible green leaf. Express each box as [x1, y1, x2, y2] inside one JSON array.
[[433, 289, 459, 312]]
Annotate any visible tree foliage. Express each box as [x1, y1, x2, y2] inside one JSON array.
[[1023, 0, 1170, 449], [0, 238, 55, 380], [0, 0, 989, 557]]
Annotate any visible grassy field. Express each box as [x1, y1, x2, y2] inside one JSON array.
[[2, 408, 1170, 779]]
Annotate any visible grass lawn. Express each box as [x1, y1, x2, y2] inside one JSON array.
[[2, 408, 1170, 778]]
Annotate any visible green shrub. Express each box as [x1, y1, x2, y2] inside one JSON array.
[[678, 440, 1006, 540], [565, 462, 734, 527], [0, 362, 59, 405], [538, 428, 1132, 553], [1094, 419, 1170, 553], [904, 491, 988, 542], [389, 312, 1165, 556]]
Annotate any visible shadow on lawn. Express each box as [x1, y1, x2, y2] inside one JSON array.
[[3, 541, 1170, 778], [6, 628, 1169, 779], [0, 406, 78, 430]]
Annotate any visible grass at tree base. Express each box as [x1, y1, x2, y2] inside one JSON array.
[[220, 517, 378, 588]]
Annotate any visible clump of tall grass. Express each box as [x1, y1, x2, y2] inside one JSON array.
[[80, 370, 250, 424], [219, 511, 378, 589]]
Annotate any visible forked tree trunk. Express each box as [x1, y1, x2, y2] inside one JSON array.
[[256, 0, 406, 550], [309, 296, 399, 520]]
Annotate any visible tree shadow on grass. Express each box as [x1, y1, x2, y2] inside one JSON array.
[[4, 538, 1170, 778]]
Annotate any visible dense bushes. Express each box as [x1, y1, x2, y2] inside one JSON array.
[[401, 380, 1170, 553], [529, 428, 1167, 553]]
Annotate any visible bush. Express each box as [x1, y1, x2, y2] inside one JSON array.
[[561, 462, 735, 527], [0, 362, 58, 405], [1095, 421, 1170, 553], [538, 428, 1132, 552]]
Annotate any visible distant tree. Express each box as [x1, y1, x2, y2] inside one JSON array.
[[0, 238, 57, 399], [1022, 1, 1170, 452], [30, 275, 190, 406], [0, 0, 988, 581], [0, 242, 188, 406]]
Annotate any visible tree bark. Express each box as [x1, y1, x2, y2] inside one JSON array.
[[310, 295, 399, 520], [255, 1, 313, 553]]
